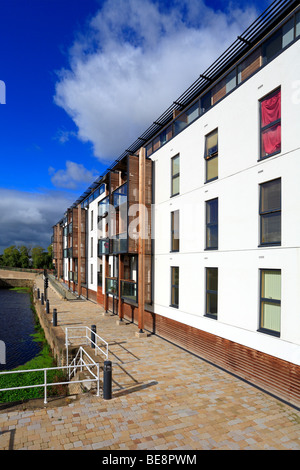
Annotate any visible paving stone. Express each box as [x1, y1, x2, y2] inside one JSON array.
[[0, 273, 299, 450]]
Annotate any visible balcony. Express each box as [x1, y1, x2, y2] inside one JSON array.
[[98, 196, 109, 220], [64, 247, 73, 258], [105, 277, 118, 296], [98, 239, 110, 256], [68, 271, 78, 282], [111, 233, 127, 254], [120, 280, 137, 303], [113, 183, 127, 209]]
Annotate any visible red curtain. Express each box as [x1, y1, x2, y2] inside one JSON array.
[[262, 124, 281, 155], [261, 89, 281, 155], [261, 89, 281, 126]]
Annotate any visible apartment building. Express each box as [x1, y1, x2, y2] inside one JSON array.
[[53, 0, 300, 408]]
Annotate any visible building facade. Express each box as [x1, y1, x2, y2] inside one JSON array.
[[53, 0, 300, 408]]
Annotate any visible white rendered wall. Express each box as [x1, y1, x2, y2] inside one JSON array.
[[152, 40, 300, 366], [87, 190, 107, 292]]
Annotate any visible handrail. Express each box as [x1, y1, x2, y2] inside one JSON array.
[[65, 326, 109, 367], [0, 355, 100, 404]]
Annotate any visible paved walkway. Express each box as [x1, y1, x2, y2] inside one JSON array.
[[0, 273, 300, 450]]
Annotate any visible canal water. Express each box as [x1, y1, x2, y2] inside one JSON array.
[[0, 289, 42, 370]]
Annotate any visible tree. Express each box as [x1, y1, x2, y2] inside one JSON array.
[[2, 245, 20, 267], [19, 245, 30, 268], [31, 246, 46, 269]]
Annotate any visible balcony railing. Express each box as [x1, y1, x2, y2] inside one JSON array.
[[98, 239, 110, 256], [68, 271, 78, 282], [120, 280, 137, 303], [113, 183, 127, 209], [105, 277, 118, 296], [111, 234, 127, 254], [64, 247, 73, 258]]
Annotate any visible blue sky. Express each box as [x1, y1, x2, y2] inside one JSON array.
[[0, 0, 272, 252]]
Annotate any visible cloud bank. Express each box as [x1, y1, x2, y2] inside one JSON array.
[[54, 0, 259, 162], [0, 189, 74, 253]]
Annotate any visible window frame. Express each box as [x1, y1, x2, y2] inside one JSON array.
[[170, 266, 179, 308], [259, 87, 281, 160], [170, 210, 180, 252], [205, 267, 218, 320], [171, 154, 180, 197], [204, 128, 218, 183], [259, 178, 281, 247], [258, 269, 281, 337], [205, 198, 218, 250]]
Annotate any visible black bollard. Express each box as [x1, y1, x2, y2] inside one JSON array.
[[91, 325, 96, 349], [37, 288, 40, 299], [53, 308, 57, 327], [46, 299, 50, 314], [41, 293, 44, 305], [103, 360, 112, 400]]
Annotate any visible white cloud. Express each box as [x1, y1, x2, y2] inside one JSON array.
[[49, 160, 99, 190], [54, 0, 258, 162], [0, 189, 74, 252]]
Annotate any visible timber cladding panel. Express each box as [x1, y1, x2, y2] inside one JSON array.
[[124, 306, 300, 409]]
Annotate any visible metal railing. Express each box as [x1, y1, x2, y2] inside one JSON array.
[[68, 346, 100, 397], [65, 326, 109, 367], [0, 353, 100, 404]]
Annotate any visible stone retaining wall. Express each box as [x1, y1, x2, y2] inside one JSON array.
[[0, 278, 34, 289]]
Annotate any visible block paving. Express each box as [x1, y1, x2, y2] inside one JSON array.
[[0, 273, 299, 450]]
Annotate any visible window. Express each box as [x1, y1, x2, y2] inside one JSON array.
[[200, 90, 212, 114], [226, 69, 237, 93], [205, 268, 218, 319], [171, 267, 179, 308], [91, 237, 93, 257], [171, 210, 179, 252], [91, 264, 93, 284], [91, 211, 93, 231], [98, 264, 103, 288], [260, 88, 281, 159], [296, 11, 300, 38], [171, 154, 180, 197], [263, 29, 282, 64], [205, 129, 218, 182], [282, 18, 294, 48], [205, 198, 218, 249], [259, 179, 281, 246], [259, 269, 281, 336]]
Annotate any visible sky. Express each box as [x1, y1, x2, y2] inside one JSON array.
[[0, 0, 273, 253]]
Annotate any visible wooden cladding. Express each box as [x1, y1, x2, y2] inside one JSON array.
[[53, 223, 63, 278], [128, 155, 139, 253], [127, 155, 152, 255], [211, 46, 262, 106], [238, 47, 262, 83], [72, 207, 79, 258]]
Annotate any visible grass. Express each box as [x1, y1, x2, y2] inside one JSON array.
[[0, 288, 68, 403]]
